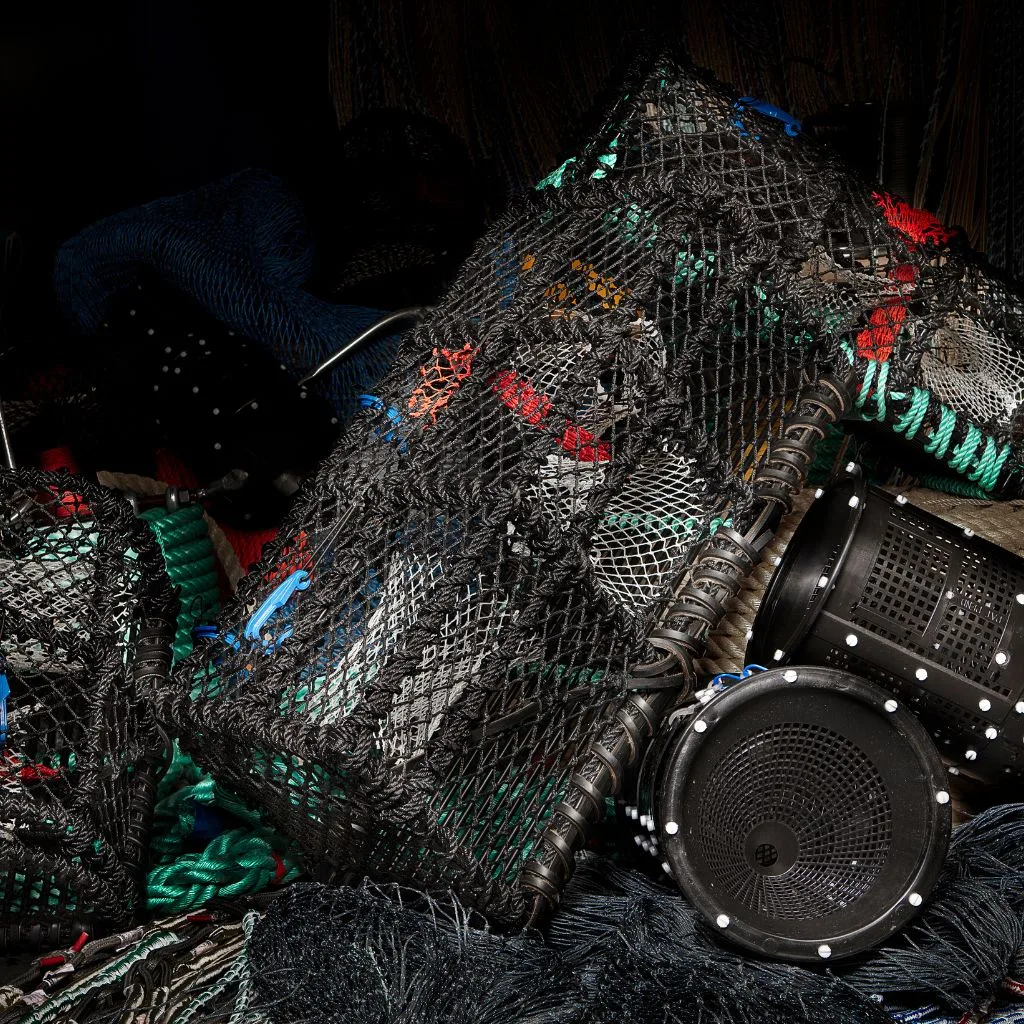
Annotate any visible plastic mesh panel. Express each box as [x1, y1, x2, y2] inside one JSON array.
[[697, 721, 892, 920]]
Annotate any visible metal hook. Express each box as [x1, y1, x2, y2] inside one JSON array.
[[296, 306, 432, 388], [0, 398, 14, 470]]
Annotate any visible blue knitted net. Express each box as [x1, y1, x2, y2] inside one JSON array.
[[55, 169, 399, 424]]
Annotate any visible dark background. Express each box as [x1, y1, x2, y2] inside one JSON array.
[[0, 0, 1022, 384]]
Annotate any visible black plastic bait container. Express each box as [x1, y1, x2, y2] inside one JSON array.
[[632, 666, 951, 962], [748, 467, 1024, 782]]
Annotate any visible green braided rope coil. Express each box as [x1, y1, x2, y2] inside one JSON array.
[[139, 502, 302, 913]]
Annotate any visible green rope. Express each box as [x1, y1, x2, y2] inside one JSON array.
[[146, 742, 302, 912], [141, 503, 219, 661], [854, 368, 1013, 494], [146, 828, 300, 911], [918, 475, 995, 498], [16, 930, 181, 1024]]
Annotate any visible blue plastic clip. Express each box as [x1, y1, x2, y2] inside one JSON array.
[[244, 569, 310, 648], [733, 97, 801, 139], [0, 671, 8, 748], [359, 394, 407, 451], [709, 663, 768, 692]]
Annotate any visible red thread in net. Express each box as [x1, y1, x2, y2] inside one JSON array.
[[855, 299, 908, 363], [873, 192, 953, 247], [408, 344, 477, 425], [490, 371, 611, 463]]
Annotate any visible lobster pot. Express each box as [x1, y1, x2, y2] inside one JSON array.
[[634, 667, 951, 962], [748, 468, 1024, 781], [0, 469, 175, 950]]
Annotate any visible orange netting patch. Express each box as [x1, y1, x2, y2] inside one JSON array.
[[408, 343, 477, 424]]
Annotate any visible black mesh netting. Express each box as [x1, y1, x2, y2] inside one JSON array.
[[0, 468, 176, 950], [242, 806, 1024, 1024], [160, 52, 1024, 925]]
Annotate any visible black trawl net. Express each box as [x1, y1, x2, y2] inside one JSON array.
[[161, 53, 1023, 924], [0, 469, 176, 950]]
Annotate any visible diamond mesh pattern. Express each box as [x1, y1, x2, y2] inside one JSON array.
[[0, 469, 175, 948], [158, 52, 1022, 922]]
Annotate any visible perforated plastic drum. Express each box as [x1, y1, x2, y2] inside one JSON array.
[[748, 468, 1024, 781], [636, 666, 951, 962]]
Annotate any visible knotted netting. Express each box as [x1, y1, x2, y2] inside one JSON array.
[[160, 52, 1024, 924], [0, 469, 176, 950]]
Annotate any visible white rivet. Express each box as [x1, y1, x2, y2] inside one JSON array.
[[280, 364, 287, 371], [212, 408, 220, 416], [946, 590, 955, 600], [164, 346, 172, 354], [818, 944, 832, 959], [300, 391, 308, 399], [1017, 594, 1024, 606], [192, 386, 199, 394], [996, 652, 1009, 666], [964, 528, 975, 537], [662, 861, 673, 874], [665, 821, 679, 836], [199, 338, 206, 346], [908, 892, 923, 907], [773, 649, 785, 662], [1015, 702, 1024, 714], [179, 350, 188, 358], [694, 720, 708, 733], [979, 698, 992, 712], [884, 699, 898, 712], [936, 791, 950, 804], [966, 749, 978, 761], [784, 670, 798, 682], [915, 668, 928, 681], [845, 633, 858, 647], [848, 495, 860, 508], [174, 367, 181, 374], [161, 365, 169, 372], [153, 384, 159, 391], [814, 488, 824, 499], [817, 575, 830, 588], [845, 462, 857, 473], [227, 331, 234, 336], [896, 494, 908, 505], [147, 328, 155, 336], [129, 309, 136, 316], [948, 765, 961, 775], [331, 417, 339, 425], [716, 914, 730, 928], [772, 555, 781, 566], [214, 442, 222, 451], [251, 402, 259, 410], [986, 727, 998, 740]]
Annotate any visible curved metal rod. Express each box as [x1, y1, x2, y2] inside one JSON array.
[[0, 398, 14, 470], [297, 306, 433, 388]]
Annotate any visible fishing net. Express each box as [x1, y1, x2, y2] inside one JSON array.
[[243, 802, 1024, 1024], [0, 468, 176, 951], [159, 52, 1024, 925]]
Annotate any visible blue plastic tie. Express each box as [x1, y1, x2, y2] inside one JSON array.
[[710, 663, 768, 692], [733, 97, 802, 138], [0, 670, 8, 748], [359, 394, 407, 450], [244, 569, 310, 647]]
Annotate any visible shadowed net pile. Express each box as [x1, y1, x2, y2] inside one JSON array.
[[0, 469, 176, 950], [161, 52, 1024, 925]]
